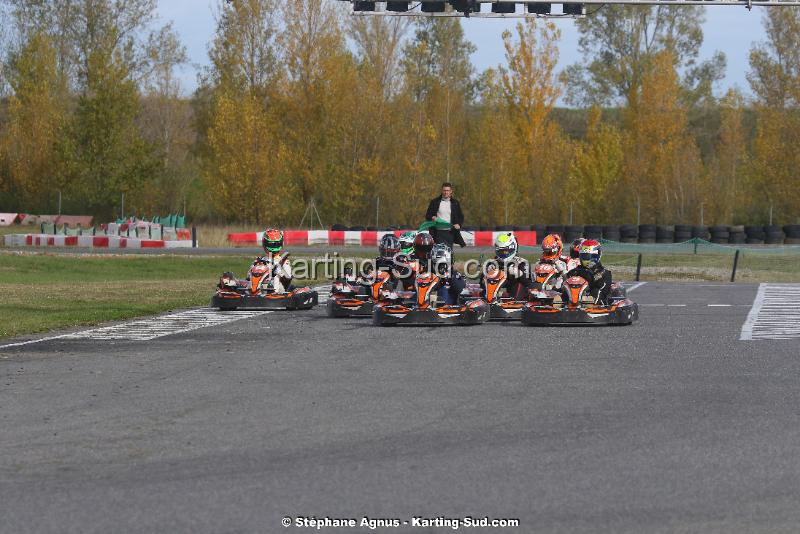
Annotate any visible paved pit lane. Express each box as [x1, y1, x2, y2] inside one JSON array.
[[1, 282, 800, 534]]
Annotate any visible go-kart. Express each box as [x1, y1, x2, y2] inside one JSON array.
[[211, 258, 318, 311], [373, 271, 489, 326], [532, 262, 561, 290], [460, 267, 526, 321], [326, 270, 411, 317], [522, 275, 638, 326]]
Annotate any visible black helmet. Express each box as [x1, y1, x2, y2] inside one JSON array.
[[379, 234, 401, 258], [413, 232, 435, 261], [570, 238, 585, 259]]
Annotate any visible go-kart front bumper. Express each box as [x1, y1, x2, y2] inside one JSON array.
[[373, 301, 489, 326], [521, 300, 639, 326], [211, 287, 318, 310]]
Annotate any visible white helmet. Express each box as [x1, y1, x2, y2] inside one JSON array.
[[494, 232, 518, 261]]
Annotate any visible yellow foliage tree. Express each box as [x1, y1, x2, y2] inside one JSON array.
[[1, 33, 64, 212], [570, 106, 624, 223], [624, 51, 703, 224]]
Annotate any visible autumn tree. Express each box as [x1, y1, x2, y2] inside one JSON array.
[[201, 0, 289, 224], [0, 32, 65, 212], [707, 89, 747, 224], [747, 9, 800, 224], [496, 18, 568, 223], [564, 6, 725, 108], [624, 51, 703, 224], [569, 106, 624, 223]]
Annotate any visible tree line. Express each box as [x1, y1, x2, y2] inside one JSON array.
[[0, 0, 798, 227]]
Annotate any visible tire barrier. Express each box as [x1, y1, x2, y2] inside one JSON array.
[[620, 224, 638, 243], [745, 225, 765, 244], [563, 225, 583, 242], [674, 224, 693, 242], [656, 225, 675, 244], [583, 225, 603, 239], [638, 224, 657, 244], [692, 226, 710, 240], [545, 225, 565, 238], [785, 225, 800, 244], [709, 225, 730, 244], [602, 225, 622, 242]]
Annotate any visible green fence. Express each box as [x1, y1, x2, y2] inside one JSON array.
[[596, 238, 800, 283]]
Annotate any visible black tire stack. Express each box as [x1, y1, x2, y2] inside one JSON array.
[[546, 225, 565, 239], [764, 225, 785, 244], [620, 224, 638, 243], [674, 225, 693, 243], [533, 224, 547, 244], [656, 225, 675, 244], [583, 225, 603, 240], [744, 225, 765, 244], [785, 225, 800, 245], [331, 223, 348, 231], [602, 225, 621, 242], [692, 226, 710, 240], [563, 225, 583, 242], [638, 224, 656, 243], [709, 225, 730, 244], [729, 225, 746, 244]]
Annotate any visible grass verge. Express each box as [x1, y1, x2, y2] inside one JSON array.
[[0, 252, 320, 340]]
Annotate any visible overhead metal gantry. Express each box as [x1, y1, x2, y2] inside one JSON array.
[[340, 0, 800, 19]]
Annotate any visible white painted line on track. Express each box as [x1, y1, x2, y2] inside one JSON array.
[[625, 282, 647, 292], [708, 304, 732, 307], [741, 284, 800, 340], [0, 309, 272, 349], [668, 304, 687, 307]]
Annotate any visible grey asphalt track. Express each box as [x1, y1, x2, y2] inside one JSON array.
[[2, 282, 799, 534]]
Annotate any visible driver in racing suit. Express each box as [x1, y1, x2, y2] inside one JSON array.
[[533, 233, 571, 289], [430, 242, 466, 305], [565, 239, 613, 305], [393, 231, 420, 291], [249, 228, 293, 292], [479, 231, 532, 300], [357, 233, 403, 291]]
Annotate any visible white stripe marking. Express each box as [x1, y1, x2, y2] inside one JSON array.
[[740, 283, 800, 341], [625, 282, 647, 292], [708, 304, 732, 307]]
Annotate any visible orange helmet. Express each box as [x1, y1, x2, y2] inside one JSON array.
[[262, 228, 284, 254], [541, 234, 563, 260]]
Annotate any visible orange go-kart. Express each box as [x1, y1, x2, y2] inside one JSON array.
[[326, 270, 411, 318], [373, 271, 489, 326], [460, 266, 527, 321], [211, 258, 318, 311], [522, 275, 638, 326]]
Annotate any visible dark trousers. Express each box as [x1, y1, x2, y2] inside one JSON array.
[[432, 228, 455, 249]]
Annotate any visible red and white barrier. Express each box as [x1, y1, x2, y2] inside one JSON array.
[[5, 234, 193, 249], [228, 230, 537, 248]]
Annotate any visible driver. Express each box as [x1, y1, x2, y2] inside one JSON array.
[[250, 228, 293, 292], [533, 233, 570, 289], [430, 242, 466, 305], [568, 238, 585, 271], [565, 239, 612, 305], [359, 233, 402, 290], [393, 231, 421, 290], [480, 231, 532, 300]]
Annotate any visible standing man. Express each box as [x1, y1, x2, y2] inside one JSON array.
[[425, 182, 466, 248]]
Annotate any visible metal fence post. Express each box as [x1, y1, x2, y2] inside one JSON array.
[[635, 253, 643, 282], [191, 225, 197, 248], [731, 250, 740, 283]]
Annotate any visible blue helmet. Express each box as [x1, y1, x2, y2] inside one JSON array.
[[579, 239, 602, 268]]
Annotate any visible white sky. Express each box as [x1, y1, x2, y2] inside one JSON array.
[[156, 1, 769, 102]]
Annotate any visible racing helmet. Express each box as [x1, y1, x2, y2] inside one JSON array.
[[399, 231, 417, 255], [379, 234, 401, 259], [570, 238, 585, 259], [579, 239, 602, 268], [413, 232, 435, 261], [431, 243, 453, 276], [262, 228, 284, 254], [494, 232, 518, 261], [541, 234, 563, 261]]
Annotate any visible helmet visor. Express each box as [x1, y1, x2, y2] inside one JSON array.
[[579, 251, 599, 268], [496, 246, 516, 260]]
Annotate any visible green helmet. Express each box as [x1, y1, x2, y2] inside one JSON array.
[[399, 231, 417, 255]]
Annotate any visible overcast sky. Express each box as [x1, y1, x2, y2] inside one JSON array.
[[155, 1, 769, 102]]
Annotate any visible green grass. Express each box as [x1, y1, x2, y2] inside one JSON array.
[[0, 252, 321, 340]]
